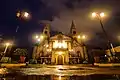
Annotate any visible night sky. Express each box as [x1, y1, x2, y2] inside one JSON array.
[[0, 0, 120, 48]]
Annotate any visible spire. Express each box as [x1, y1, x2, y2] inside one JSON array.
[[70, 20, 76, 35], [71, 20, 76, 29], [43, 23, 50, 37]]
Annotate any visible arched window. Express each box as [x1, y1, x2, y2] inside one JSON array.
[[44, 31, 48, 35]]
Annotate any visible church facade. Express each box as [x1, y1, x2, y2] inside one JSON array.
[[32, 21, 88, 64]]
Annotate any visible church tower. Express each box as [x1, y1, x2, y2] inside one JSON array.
[[70, 20, 77, 35], [43, 23, 50, 37]]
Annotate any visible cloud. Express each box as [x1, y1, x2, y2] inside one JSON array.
[[51, 9, 100, 33], [40, 0, 113, 34], [40, 0, 120, 47]]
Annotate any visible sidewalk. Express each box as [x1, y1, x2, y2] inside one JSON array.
[[94, 63, 120, 67], [0, 63, 26, 68]]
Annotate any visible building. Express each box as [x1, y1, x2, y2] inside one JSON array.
[[106, 46, 120, 62], [91, 49, 106, 63], [32, 21, 88, 65]]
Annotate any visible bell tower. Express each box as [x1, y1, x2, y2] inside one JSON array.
[[43, 23, 50, 37], [70, 20, 77, 35]]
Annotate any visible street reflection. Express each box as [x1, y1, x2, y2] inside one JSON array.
[[0, 74, 120, 80], [0, 67, 120, 80], [51, 75, 70, 80]]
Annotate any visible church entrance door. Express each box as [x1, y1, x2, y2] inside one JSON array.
[[57, 55, 64, 65]]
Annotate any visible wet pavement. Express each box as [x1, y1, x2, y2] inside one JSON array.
[[0, 65, 120, 80]]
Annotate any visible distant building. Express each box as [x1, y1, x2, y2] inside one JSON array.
[[106, 46, 120, 53], [91, 49, 106, 63], [105, 46, 120, 62], [106, 46, 120, 57], [32, 21, 88, 65]]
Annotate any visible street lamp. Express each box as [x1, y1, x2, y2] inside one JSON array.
[[23, 12, 29, 18], [77, 35, 86, 60], [82, 35, 86, 40], [91, 12, 115, 57], [40, 35, 44, 40], [34, 34, 45, 43], [92, 12, 105, 18], [77, 35, 86, 40], [16, 11, 30, 19], [77, 35, 81, 39], [15, 11, 31, 46]]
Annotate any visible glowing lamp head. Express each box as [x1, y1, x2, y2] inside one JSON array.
[[5, 43, 10, 46], [16, 12, 20, 17], [92, 12, 97, 18], [100, 12, 105, 18], [35, 35, 39, 39], [40, 35, 44, 39], [77, 35, 81, 39], [82, 35, 86, 39], [23, 12, 29, 18]]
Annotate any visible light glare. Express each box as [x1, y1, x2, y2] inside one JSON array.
[[100, 12, 105, 17], [6, 43, 10, 46], [16, 12, 20, 17], [40, 35, 44, 39], [23, 12, 29, 18], [82, 35, 86, 39], [77, 35, 81, 39], [36, 35, 39, 39], [92, 12, 97, 17]]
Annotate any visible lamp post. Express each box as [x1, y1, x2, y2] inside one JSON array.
[[35, 34, 45, 43], [15, 11, 31, 45], [16, 11, 30, 32], [32, 34, 45, 59], [16, 11, 30, 31], [77, 35, 86, 43], [3, 42, 12, 57], [92, 12, 115, 60], [4, 43, 10, 53], [16, 11, 30, 20]]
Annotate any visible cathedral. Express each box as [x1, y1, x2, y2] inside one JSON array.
[[32, 21, 88, 65]]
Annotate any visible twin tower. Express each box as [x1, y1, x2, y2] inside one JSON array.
[[42, 20, 77, 37]]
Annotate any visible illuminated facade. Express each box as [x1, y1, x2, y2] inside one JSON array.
[[32, 21, 88, 64]]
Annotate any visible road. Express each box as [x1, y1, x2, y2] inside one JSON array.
[[0, 65, 120, 76]]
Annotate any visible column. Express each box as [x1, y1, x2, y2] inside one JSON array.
[[80, 46, 84, 59], [51, 52, 55, 64], [65, 52, 69, 64]]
